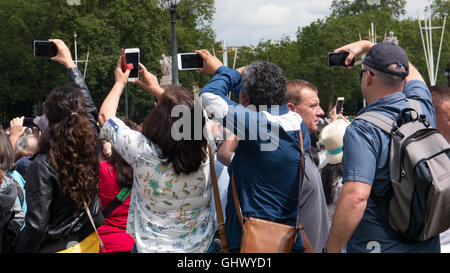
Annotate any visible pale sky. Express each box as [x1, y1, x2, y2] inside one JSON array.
[[211, 0, 430, 47]]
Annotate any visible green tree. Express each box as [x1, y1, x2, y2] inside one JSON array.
[[430, 0, 450, 18], [0, 0, 215, 125], [232, 0, 448, 115], [330, 0, 407, 19]]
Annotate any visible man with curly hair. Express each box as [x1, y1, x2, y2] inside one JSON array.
[[197, 50, 312, 252]]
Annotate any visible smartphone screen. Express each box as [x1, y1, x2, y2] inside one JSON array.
[[336, 98, 344, 115], [34, 40, 57, 57], [23, 117, 35, 128], [180, 53, 204, 70], [125, 51, 139, 79], [328, 52, 354, 66]]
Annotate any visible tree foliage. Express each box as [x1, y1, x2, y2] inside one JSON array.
[[0, 0, 448, 123], [0, 0, 215, 125], [231, 0, 449, 115], [330, 0, 407, 19]]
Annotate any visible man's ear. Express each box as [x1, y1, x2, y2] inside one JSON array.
[[240, 94, 250, 107], [366, 71, 374, 87], [287, 102, 296, 112]]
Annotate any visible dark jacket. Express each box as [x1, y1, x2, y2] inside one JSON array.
[[14, 154, 104, 252], [14, 67, 104, 252]]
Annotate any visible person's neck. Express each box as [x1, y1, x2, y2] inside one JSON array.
[[365, 86, 402, 105]]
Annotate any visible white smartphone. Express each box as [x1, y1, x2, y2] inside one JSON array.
[[177, 53, 204, 71], [336, 97, 344, 115], [125, 48, 140, 82]]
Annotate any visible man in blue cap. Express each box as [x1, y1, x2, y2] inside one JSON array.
[[325, 40, 439, 253]]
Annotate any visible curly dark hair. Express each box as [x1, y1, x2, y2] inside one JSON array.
[[241, 61, 287, 108], [141, 85, 207, 175], [38, 85, 99, 213]]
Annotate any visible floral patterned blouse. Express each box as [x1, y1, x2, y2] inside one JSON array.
[[101, 117, 216, 253]]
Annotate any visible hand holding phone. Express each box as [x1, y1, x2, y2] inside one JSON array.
[[133, 63, 165, 98], [125, 48, 140, 82], [34, 40, 58, 58], [48, 39, 76, 68], [328, 52, 355, 67], [336, 97, 344, 115], [178, 53, 205, 71]]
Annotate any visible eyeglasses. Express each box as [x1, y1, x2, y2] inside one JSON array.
[[359, 69, 375, 80]]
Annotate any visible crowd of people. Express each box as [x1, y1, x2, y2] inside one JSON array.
[[0, 37, 449, 253]]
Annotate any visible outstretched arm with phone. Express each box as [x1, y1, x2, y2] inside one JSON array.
[[98, 56, 131, 127], [333, 40, 375, 66], [49, 39, 99, 133]]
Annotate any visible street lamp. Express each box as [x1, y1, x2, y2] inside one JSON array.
[[165, 0, 180, 85], [445, 64, 450, 87]]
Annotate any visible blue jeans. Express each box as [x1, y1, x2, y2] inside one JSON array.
[[205, 241, 216, 253]]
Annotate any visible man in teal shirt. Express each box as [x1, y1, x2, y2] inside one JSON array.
[[325, 41, 439, 253]]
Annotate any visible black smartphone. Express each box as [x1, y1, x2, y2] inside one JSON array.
[[23, 117, 35, 128], [177, 53, 205, 70], [125, 48, 140, 81], [328, 52, 355, 66], [34, 40, 58, 57], [336, 97, 344, 115]]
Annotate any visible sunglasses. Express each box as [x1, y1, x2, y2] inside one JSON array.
[[359, 69, 375, 80]]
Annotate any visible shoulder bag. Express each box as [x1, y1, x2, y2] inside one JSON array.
[[231, 130, 314, 253]]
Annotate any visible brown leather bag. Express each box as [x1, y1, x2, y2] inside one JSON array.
[[231, 130, 315, 253]]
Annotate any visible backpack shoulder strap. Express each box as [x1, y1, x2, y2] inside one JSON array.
[[355, 112, 395, 134], [407, 99, 422, 120], [407, 99, 422, 114]]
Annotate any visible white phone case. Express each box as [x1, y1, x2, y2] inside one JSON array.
[[125, 48, 140, 82]]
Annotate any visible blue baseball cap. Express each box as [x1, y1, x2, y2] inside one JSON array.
[[363, 42, 409, 79]]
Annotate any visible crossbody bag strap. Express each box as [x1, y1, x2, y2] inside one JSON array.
[[295, 129, 315, 253], [102, 187, 132, 219], [231, 172, 244, 227], [207, 143, 229, 253], [295, 129, 305, 231], [83, 200, 105, 252]]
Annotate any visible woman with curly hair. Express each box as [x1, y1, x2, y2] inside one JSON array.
[[15, 39, 104, 253], [98, 57, 217, 253]]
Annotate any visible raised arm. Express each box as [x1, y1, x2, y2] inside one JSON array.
[[405, 62, 425, 84], [9, 116, 26, 151], [98, 57, 130, 127], [49, 39, 99, 132], [334, 40, 375, 66]]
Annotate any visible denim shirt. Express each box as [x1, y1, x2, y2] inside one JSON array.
[[342, 80, 440, 253], [200, 66, 311, 251]]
